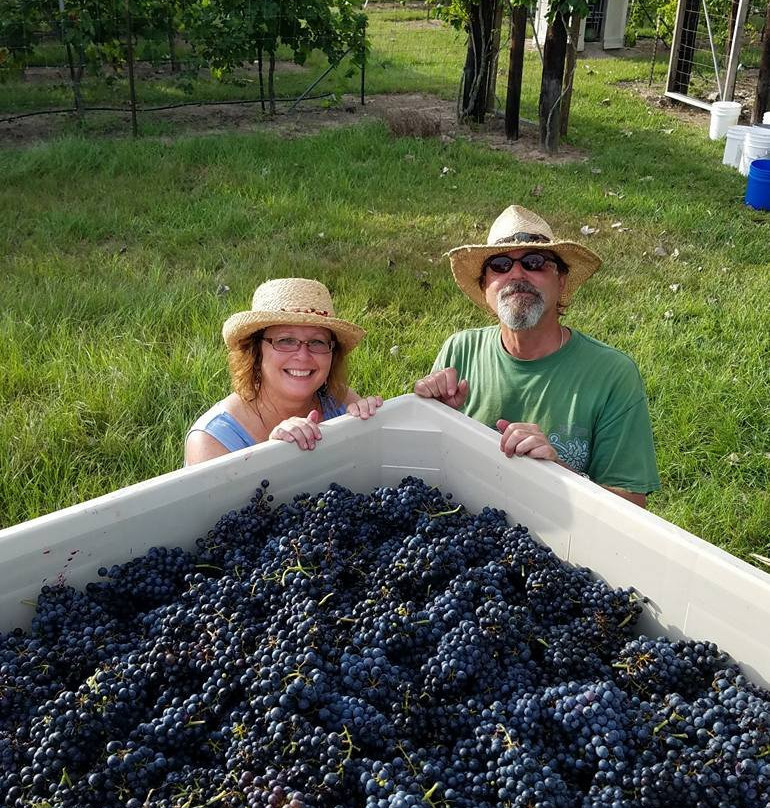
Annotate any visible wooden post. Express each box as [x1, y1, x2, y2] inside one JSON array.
[[539, 9, 569, 154], [723, 0, 750, 101], [505, 3, 528, 140]]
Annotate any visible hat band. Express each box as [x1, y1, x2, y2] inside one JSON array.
[[280, 307, 330, 317], [494, 231, 550, 245]]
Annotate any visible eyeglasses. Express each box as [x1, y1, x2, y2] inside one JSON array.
[[262, 337, 335, 354], [483, 252, 557, 274]]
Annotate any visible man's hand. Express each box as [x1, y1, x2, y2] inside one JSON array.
[[347, 396, 383, 420], [414, 368, 469, 410], [269, 409, 323, 450], [496, 420, 558, 460]]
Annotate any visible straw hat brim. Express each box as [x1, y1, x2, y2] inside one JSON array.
[[222, 310, 365, 354], [449, 240, 602, 314]]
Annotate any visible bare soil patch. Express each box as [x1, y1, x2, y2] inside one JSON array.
[[622, 70, 761, 130], [590, 39, 762, 126], [0, 91, 586, 164]]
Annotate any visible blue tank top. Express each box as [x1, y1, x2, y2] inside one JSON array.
[[187, 393, 347, 453]]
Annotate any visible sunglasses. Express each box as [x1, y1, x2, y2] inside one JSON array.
[[483, 252, 558, 274], [262, 336, 335, 354]]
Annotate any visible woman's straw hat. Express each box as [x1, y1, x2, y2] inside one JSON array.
[[448, 205, 602, 314], [222, 278, 365, 354]]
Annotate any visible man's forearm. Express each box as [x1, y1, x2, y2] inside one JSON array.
[[553, 459, 648, 508]]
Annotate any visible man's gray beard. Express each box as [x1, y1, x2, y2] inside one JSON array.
[[497, 282, 545, 330]]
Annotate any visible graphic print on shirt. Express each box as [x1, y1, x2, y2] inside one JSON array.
[[548, 432, 590, 473]]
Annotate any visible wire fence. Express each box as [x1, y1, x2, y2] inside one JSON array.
[[665, 0, 767, 107]]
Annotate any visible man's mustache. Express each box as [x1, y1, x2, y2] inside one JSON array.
[[500, 281, 543, 301]]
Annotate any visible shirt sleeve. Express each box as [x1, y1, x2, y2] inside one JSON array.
[[587, 367, 661, 494], [431, 335, 456, 373]]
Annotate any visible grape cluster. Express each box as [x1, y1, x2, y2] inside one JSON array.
[[1, 477, 769, 808]]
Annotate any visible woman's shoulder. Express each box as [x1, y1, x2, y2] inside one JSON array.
[[188, 394, 241, 432], [185, 395, 262, 464]]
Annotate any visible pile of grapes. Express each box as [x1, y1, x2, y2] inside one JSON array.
[[1, 477, 769, 808]]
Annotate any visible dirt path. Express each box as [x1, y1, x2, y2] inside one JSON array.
[[0, 90, 592, 164]]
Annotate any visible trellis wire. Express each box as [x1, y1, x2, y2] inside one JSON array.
[[666, 0, 752, 108], [0, 3, 368, 137]]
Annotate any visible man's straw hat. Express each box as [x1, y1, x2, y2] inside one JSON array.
[[222, 278, 365, 354], [448, 205, 602, 314]]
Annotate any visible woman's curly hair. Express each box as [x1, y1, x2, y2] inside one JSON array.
[[228, 330, 349, 404]]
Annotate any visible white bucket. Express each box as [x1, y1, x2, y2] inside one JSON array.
[[739, 128, 770, 176], [764, 111, 770, 125], [709, 101, 742, 140], [723, 125, 753, 169]]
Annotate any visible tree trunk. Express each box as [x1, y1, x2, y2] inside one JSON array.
[[460, 0, 498, 122], [560, 10, 583, 137], [670, 0, 700, 94], [753, 0, 770, 123], [505, 4, 527, 140], [67, 44, 85, 123], [485, 0, 504, 114], [257, 45, 266, 112], [539, 10, 569, 154], [167, 14, 179, 73], [125, 0, 138, 138], [268, 50, 276, 115]]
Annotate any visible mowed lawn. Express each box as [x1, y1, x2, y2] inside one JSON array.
[[0, 8, 768, 564]]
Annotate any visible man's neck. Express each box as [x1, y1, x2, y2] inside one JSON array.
[[499, 319, 566, 360]]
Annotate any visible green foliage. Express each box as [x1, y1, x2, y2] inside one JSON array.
[[427, 0, 471, 29], [625, 0, 745, 50], [0, 0, 191, 73], [182, 0, 367, 74], [0, 0, 45, 69]]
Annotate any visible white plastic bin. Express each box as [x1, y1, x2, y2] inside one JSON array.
[[1, 395, 769, 687]]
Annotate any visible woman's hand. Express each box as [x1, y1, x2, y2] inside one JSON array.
[[269, 409, 323, 450], [347, 396, 383, 420]]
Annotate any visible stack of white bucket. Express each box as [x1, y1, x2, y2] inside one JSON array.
[[719, 109, 770, 176]]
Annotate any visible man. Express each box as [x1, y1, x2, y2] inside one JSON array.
[[414, 204, 660, 507]]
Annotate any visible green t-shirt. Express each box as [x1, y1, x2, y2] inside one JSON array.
[[432, 326, 660, 494]]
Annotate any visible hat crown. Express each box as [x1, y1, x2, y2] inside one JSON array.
[[487, 205, 555, 245], [251, 278, 336, 318]]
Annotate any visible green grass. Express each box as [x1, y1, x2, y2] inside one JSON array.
[[1, 8, 769, 566]]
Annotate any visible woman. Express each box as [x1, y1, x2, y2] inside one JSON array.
[[185, 278, 382, 465]]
